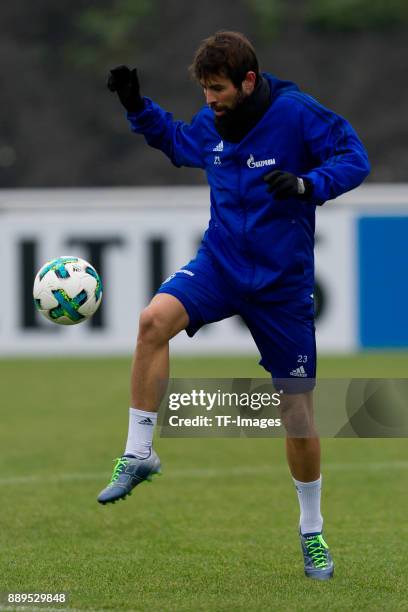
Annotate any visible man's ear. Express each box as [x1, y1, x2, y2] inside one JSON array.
[[242, 71, 257, 95]]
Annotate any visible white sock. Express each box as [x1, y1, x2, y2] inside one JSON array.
[[124, 407, 157, 459], [293, 475, 323, 535]]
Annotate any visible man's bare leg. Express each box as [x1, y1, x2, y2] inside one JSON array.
[[286, 437, 320, 482], [97, 293, 188, 504], [278, 390, 333, 579], [280, 391, 320, 482], [123, 293, 189, 458], [279, 391, 323, 535], [131, 293, 189, 411]]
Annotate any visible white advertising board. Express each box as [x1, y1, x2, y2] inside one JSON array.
[[0, 185, 406, 356]]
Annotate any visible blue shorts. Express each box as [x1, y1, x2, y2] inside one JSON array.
[[157, 246, 316, 392]]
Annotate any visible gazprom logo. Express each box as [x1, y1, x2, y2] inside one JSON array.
[[247, 154, 276, 169]]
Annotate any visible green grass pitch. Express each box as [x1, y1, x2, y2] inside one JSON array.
[[0, 353, 407, 611]]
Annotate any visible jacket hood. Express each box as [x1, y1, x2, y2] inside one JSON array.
[[261, 72, 301, 104]]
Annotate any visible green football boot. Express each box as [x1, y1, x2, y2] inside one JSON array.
[[300, 532, 334, 580], [97, 450, 161, 505]]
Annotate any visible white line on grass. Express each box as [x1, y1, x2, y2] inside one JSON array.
[[0, 461, 407, 486]]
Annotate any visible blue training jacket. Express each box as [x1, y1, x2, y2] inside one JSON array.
[[127, 73, 370, 298]]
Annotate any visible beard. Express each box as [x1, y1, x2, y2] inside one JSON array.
[[214, 89, 247, 133], [214, 76, 271, 143]]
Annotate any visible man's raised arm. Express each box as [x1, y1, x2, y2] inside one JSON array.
[[108, 65, 205, 169]]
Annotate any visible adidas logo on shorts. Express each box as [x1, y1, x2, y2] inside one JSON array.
[[289, 365, 307, 377]]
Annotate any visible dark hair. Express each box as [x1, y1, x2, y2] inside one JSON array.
[[189, 31, 259, 88]]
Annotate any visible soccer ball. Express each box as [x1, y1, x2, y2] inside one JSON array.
[[33, 256, 103, 325]]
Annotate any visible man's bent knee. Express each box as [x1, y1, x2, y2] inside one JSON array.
[[138, 294, 189, 345]]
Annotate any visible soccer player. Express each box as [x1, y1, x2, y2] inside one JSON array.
[[98, 31, 370, 580]]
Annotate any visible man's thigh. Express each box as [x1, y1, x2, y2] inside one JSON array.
[[241, 293, 316, 393], [156, 246, 237, 336]]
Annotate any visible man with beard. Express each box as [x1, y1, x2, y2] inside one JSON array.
[[98, 31, 370, 580]]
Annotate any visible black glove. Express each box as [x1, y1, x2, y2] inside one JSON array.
[[264, 170, 313, 200], [107, 65, 144, 113]]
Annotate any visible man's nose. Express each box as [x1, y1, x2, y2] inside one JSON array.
[[205, 91, 216, 105]]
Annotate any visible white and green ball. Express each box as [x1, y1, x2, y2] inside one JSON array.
[[33, 256, 103, 325]]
